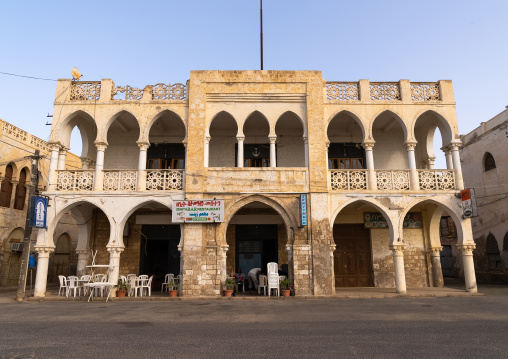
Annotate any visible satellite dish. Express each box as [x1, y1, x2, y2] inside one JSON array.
[[71, 67, 82, 81]]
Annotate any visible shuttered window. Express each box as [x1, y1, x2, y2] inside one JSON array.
[[0, 165, 13, 208], [484, 153, 496, 171]]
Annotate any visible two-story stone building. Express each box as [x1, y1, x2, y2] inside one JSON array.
[[33, 71, 477, 297]]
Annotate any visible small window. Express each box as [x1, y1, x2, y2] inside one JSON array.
[[486, 234, 502, 269], [484, 153, 496, 172]]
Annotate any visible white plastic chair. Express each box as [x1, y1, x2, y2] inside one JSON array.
[[120, 275, 127, 284], [67, 276, 81, 297], [161, 274, 174, 292], [267, 262, 279, 297], [258, 275, 267, 296], [141, 276, 153, 296], [129, 276, 142, 297], [58, 275, 68, 296], [80, 275, 92, 296]]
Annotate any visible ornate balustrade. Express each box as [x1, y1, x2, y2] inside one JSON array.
[[111, 85, 144, 101], [56, 170, 95, 191], [375, 170, 411, 190], [2, 122, 28, 141], [370, 82, 401, 101], [146, 170, 184, 191], [418, 170, 455, 190], [103, 170, 138, 191], [152, 83, 186, 100], [325, 82, 359, 101], [410, 82, 440, 101], [330, 170, 367, 190], [69, 82, 101, 101]]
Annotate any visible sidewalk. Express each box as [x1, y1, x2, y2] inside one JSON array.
[[0, 282, 498, 302]]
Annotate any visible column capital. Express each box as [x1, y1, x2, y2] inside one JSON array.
[[80, 157, 93, 166], [362, 140, 375, 149], [389, 244, 406, 252], [329, 244, 336, 257], [107, 246, 125, 254], [94, 141, 108, 151], [34, 246, 54, 255], [48, 141, 62, 151], [303, 136, 309, 145], [405, 141, 418, 150], [440, 146, 452, 154], [136, 141, 150, 150], [449, 140, 462, 150], [75, 249, 90, 256], [236, 136, 245, 142], [430, 246, 443, 254], [182, 139, 188, 149], [456, 244, 476, 252], [204, 136, 211, 144], [269, 135, 277, 144]]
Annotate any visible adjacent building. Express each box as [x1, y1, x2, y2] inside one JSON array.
[[32, 71, 478, 297], [461, 107, 508, 283]]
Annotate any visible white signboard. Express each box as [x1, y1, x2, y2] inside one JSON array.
[[461, 189, 478, 218], [172, 199, 224, 223]]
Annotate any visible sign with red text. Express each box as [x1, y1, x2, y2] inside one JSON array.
[[461, 189, 478, 218], [172, 199, 224, 223]]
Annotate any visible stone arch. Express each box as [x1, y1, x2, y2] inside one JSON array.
[[58, 110, 97, 158], [0, 163, 15, 208], [370, 109, 408, 142], [486, 233, 502, 269], [411, 109, 454, 146], [274, 111, 307, 137], [208, 111, 239, 167], [217, 195, 297, 247], [484, 152, 496, 172], [102, 109, 140, 142], [4, 227, 24, 248], [327, 110, 366, 142], [243, 111, 270, 138], [206, 111, 239, 137], [330, 198, 397, 244], [13, 167, 28, 210], [142, 109, 187, 144]]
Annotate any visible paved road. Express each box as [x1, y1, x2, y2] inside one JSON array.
[[1, 295, 507, 359]]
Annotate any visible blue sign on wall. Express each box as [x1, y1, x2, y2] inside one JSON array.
[[299, 194, 307, 227], [29, 196, 47, 228]]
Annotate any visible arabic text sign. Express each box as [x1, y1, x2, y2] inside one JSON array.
[[364, 212, 422, 229], [299, 194, 307, 226], [30, 196, 47, 228], [172, 199, 224, 223]]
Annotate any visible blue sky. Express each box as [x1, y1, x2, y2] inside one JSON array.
[[1, 0, 507, 167]]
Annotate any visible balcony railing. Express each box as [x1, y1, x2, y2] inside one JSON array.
[[55, 170, 184, 191], [329, 169, 457, 191], [56, 170, 95, 191]]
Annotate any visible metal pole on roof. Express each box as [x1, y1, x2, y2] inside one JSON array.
[[260, 0, 264, 70]]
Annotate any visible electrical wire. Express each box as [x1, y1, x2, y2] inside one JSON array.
[[0, 71, 58, 82]]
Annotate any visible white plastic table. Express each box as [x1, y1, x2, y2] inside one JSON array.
[[83, 282, 115, 302]]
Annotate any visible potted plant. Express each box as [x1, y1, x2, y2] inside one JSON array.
[[224, 277, 237, 297], [280, 278, 291, 297], [168, 279, 178, 297], [115, 279, 129, 297]]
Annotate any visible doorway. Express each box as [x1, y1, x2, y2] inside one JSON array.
[[140, 225, 181, 281], [334, 224, 373, 287], [235, 225, 278, 275]]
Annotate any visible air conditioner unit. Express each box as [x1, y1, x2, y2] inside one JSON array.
[[11, 243, 23, 252]]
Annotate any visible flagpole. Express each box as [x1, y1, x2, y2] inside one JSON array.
[[260, 0, 263, 70]]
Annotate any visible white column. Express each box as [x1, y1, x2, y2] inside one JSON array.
[[450, 142, 464, 190], [48, 144, 60, 191], [430, 246, 444, 287], [457, 244, 477, 293], [406, 141, 420, 191], [442, 146, 453, 170], [57, 147, 68, 170], [137, 142, 149, 191], [204, 136, 210, 167], [427, 156, 436, 169], [237, 136, 245, 168], [107, 247, 123, 297], [9, 181, 18, 208], [269, 135, 277, 168], [93, 143, 107, 191], [363, 141, 377, 191], [324, 140, 329, 170], [390, 245, 407, 294], [76, 250, 90, 277], [80, 157, 92, 170], [34, 247, 52, 297]]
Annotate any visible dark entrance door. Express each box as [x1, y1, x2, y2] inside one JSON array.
[[140, 225, 181, 280], [440, 245, 455, 277], [235, 225, 278, 275], [333, 224, 373, 287]]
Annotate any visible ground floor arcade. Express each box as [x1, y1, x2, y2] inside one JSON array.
[[32, 193, 478, 297]]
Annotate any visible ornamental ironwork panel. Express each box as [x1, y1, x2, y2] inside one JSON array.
[[369, 83, 401, 101], [411, 83, 440, 101], [376, 170, 410, 190], [146, 170, 183, 191], [112, 85, 144, 101], [152, 83, 186, 100], [330, 170, 367, 190], [56, 171, 94, 191], [326, 82, 359, 101], [69, 82, 101, 101], [103, 171, 137, 191]]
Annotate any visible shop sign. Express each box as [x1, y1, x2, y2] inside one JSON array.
[[172, 199, 224, 223], [461, 189, 478, 218], [299, 194, 307, 227], [29, 196, 47, 228], [364, 212, 422, 229]]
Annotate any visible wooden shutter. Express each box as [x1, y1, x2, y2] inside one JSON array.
[[14, 169, 27, 210], [0, 165, 13, 208]]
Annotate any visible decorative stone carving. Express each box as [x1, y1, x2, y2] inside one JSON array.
[[56, 170, 94, 191], [376, 170, 410, 190], [370, 83, 401, 101], [112, 85, 144, 101], [69, 82, 101, 101], [418, 170, 455, 190], [146, 170, 183, 191], [410, 82, 440, 101], [326, 82, 359, 101], [103, 171, 137, 191], [152, 83, 186, 100]]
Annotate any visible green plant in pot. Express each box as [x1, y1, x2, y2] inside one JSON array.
[[115, 279, 130, 297], [224, 277, 237, 297], [280, 278, 291, 297], [168, 279, 178, 297]]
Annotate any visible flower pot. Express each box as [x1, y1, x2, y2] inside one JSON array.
[[116, 289, 126, 297], [224, 289, 234, 297], [169, 289, 178, 297], [281, 289, 290, 297]]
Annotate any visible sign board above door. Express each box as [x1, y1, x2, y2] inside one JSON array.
[[172, 199, 224, 223]]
